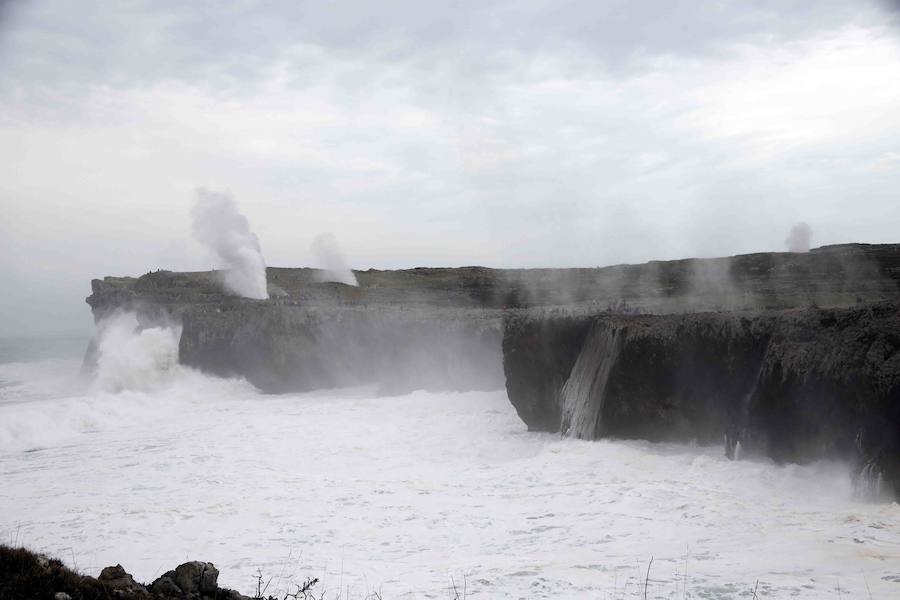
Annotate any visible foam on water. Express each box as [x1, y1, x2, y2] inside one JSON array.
[[0, 315, 256, 453], [1, 325, 899, 599], [92, 312, 182, 394]]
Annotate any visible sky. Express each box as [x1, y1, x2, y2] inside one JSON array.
[[1, 0, 900, 335]]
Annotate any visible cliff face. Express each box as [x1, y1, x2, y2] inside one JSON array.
[[84, 243, 900, 395], [85, 243, 900, 496], [503, 304, 900, 499], [86, 244, 900, 412], [175, 304, 502, 393], [85, 269, 505, 394], [87, 243, 900, 319]]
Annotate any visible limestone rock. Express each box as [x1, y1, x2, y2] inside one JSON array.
[[98, 564, 147, 593], [173, 560, 219, 595], [83, 243, 900, 394], [148, 573, 182, 596]]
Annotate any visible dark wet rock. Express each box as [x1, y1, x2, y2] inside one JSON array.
[[84, 243, 900, 394], [149, 573, 181, 596], [175, 304, 504, 394], [503, 303, 900, 500]]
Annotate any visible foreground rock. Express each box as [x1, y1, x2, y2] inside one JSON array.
[[503, 302, 900, 500], [84, 243, 900, 393], [0, 545, 253, 600]]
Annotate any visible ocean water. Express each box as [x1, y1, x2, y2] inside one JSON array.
[[1, 321, 899, 599]]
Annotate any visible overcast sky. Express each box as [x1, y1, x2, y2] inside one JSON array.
[[2, 1, 900, 335]]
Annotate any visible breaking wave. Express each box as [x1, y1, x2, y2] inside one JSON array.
[[0, 313, 255, 453]]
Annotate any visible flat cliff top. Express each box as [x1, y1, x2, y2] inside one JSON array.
[[87, 243, 900, 317]]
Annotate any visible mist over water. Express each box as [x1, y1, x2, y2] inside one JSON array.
[[0, 313, 206, 452], [1, 325, 899, 599], [0, 335, 89, 365], [191, 189, 269, 299]]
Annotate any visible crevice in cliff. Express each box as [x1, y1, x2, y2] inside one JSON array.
[[727, 358, 765, 460]]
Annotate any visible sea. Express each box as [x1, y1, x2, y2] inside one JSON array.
[[1, 319, 898, 599]]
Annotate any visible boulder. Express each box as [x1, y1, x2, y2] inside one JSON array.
[[98, 564, 147, 593], [173, 560, 219, 595], [148, 573, 182, 596]]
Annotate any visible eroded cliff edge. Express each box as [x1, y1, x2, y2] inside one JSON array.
[[84, 243, 900, 395], [85, 243, 900, 496], [85, 268, 506, 394], [503, 304, 900, 499]]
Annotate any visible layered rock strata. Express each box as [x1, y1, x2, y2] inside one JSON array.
[[84, 243, 900, 394], [83, 243, 900, 497]]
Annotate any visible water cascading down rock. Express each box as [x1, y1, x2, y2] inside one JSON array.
[[503, 305, 900, 500]]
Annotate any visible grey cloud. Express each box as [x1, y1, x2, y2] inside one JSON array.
[[2, 1, 900, 336], [1, 0, 892, 97]]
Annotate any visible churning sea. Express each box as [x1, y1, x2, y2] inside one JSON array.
[[1, 323, 898, 599]]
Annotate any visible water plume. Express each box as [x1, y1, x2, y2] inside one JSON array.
[[559, 323, 625, 439], [312, 233, 358, 286], [785, 222, 813, 253], [191, 189, 269, 299], [92, 312, 181, 393]]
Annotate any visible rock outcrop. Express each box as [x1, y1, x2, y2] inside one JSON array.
[[150, 561, 222, 598], [81, 243, 900, 497], [98, 564, 148, 595], [0, 545, 248, 600], [85, 269, 506, 394], [84, 244, 900, 394], [503, 303, 900, 499]]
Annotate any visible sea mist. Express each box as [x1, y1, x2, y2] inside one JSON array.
[[312, 232, 358, 286], [191, 189, 269, 299]]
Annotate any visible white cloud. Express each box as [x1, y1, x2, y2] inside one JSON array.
[[678, 28, 900, 164], [869, 151, 900, 172]]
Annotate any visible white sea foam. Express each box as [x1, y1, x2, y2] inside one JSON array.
[[0, 315, 255, 453], [1, 329, 899, 598], [92, 312, 182, 393], [0, 358, 86, 404]]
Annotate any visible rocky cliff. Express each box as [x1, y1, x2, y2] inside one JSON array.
[[85, 269, 505, 394], [85, 243, 900, 497], [84, 243, 900, 395], [503, 303, 900, 499]]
